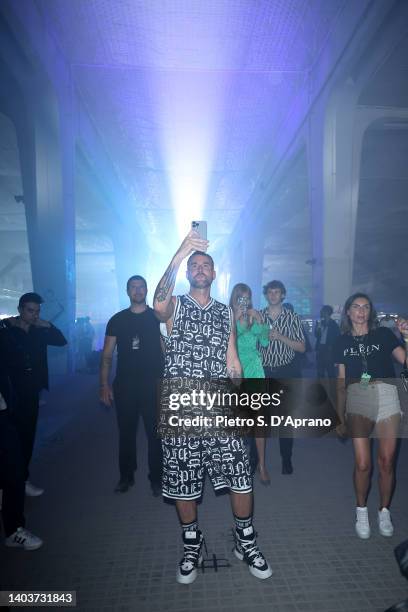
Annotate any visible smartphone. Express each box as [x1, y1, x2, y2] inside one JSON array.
[[191, 220, 207, 241], [237, 296, 249, 319]]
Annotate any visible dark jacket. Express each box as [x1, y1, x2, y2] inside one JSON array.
[[314, 318, 340, 352], [0, 319, 67, 391]]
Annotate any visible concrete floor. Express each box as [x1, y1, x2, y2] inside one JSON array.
[[1, 373, 407, 612]]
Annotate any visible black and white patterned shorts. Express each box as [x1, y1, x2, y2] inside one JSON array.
[[162, 434, 252, 500]]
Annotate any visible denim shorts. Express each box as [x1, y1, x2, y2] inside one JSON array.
[[346, 382, 402, 423]]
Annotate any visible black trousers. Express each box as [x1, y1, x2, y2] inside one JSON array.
[[316, 346, 336, 378], [113, 380, 162, 484], [9, 377, 40, 481], [0, 411, 26, 536], [262, 362, 300, 462]]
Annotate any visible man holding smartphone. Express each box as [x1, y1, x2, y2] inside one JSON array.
[[154, 230, 272, 585]]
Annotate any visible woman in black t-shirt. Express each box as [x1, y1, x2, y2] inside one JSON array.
[[334, 293, 408, 541]]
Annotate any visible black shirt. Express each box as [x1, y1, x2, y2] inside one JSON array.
[[333, 327, 400, 384], [0, 319, 67, 392], [106, 307, 164, 383], [315, 318, 340, 350]]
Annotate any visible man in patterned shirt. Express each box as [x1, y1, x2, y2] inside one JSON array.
[[260, 280, 305, 474], [154, 230, 272, 585]]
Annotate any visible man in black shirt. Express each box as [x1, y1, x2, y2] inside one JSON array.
[[315, 305, 340, 379], [0, 292, 67, 497], [100, 275, 164, 495]]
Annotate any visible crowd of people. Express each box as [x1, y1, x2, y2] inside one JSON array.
[[1, 230, 407, 589], [101, 230, 408, 584]]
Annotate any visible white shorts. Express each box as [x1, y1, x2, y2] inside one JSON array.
[[346, 382, 402, 423]]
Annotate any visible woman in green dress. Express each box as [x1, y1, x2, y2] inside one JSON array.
[[229, 283, 271, 485]]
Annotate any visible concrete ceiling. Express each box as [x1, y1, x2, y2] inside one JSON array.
[[33, 0, 346, 248], [1, 1, 408, 316]]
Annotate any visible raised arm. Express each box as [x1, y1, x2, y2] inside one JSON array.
[[35, 320, 67, 346], [396, 317, 408, 367], [153, 230, 208, 322]]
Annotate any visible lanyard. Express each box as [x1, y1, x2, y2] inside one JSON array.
[[353, 334, 368, 373]]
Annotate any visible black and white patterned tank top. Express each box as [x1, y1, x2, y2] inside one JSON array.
[[164, 294, 232, 378]]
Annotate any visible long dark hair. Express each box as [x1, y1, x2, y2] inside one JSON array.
[[340, 292, 377, 334]]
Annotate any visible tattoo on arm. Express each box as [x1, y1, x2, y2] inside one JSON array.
[[155, 264, 177, 303]]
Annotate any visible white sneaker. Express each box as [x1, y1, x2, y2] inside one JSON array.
[[355, 506, 370, 539], [378, 508, 394, 537], [177, 530, 204, 584], [25, 481, 44, 497], [5, 527, 43, 550]]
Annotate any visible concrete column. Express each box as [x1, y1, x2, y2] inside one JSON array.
[[21, 80, 76, 371], [306, 109, 325, 315], [315, 93, 408, 312], [0, 62, 75, 374], [307, 80, 361, 313]]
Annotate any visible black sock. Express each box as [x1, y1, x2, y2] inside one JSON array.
[[234, 514, 252, 531], [181, 520, 198, 533]]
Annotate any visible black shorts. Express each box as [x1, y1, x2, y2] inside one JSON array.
[[162, 434, 252, 500]]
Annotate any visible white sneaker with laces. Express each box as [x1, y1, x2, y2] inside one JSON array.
[[5, 527, 43, 550], [177, 530, 204, 584], [25, 481, 44, 497], [355, 506, 370, 539], [378, 508, 394, 537]]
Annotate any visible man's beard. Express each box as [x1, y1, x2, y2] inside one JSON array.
[[189, 277, 212, 289], [131, 296, 146, 304]]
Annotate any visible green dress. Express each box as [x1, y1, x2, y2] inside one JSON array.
[[236, 319, 269, 378]]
